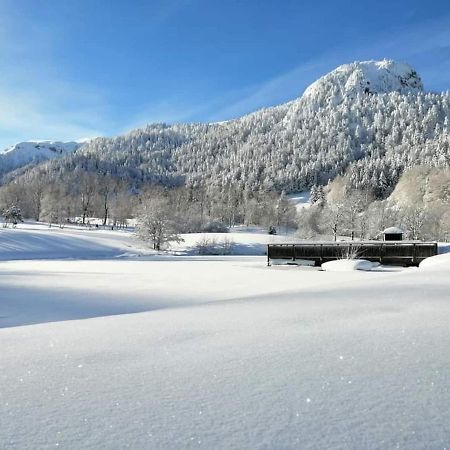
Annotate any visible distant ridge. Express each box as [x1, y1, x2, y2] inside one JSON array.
[[0, 141, 83, 176]]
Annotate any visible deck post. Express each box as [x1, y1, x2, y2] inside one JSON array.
[[292, 244, 296, 262], [267, 245, 270, 266]]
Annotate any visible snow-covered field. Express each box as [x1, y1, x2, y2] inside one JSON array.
[[1, 223, 450, 449]]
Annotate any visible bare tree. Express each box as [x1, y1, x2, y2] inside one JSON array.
[[96, 175, 121, 226], [74, 172, 97, 225], [26, 176, 47, 221], [136, 196, 183, 250], [402, 206, 427, 240], [110, 191, 134, 229], [40, 184, 71, 227], [322, 202, 345, 241], [342, 189, 374, 239], [275, 191, 297, 234]]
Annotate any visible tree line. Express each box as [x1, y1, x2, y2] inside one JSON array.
[[2, 164, 450, 247]]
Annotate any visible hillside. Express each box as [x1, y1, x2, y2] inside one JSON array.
[[4, 60, 450, 196], [0, 140, 82, 179]]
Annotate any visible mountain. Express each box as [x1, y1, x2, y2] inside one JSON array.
[[0, 141, 82, 178], [4, 60, 450, 197], [302, 60, 424, 105]]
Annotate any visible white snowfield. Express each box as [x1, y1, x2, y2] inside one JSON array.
[[1, 224, 450, 449]]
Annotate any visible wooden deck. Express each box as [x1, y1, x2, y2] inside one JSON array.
[[267, 242, 438, 267]]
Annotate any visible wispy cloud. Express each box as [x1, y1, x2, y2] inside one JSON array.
[[119, 84, 254, 133], [119, 98, 209, 134], [0, 85, 106, 145], [1, 1, 450, 149], [0, 3, 108, 148], [0, 0, 208, 148]]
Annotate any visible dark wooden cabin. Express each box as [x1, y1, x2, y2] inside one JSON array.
[[383, 227, 404, 241]]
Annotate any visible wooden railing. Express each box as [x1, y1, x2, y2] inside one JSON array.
[[267, 242, 438, 267]]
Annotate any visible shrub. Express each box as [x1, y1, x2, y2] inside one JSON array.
[[202, 220, 229, 233], [195, 237, 235, 255]]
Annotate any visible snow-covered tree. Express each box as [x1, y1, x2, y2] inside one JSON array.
[[136, 196, 183, 250], [2, 204, 23, 227]]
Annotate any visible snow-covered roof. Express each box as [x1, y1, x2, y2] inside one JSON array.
[[383, 227, 404, 235]]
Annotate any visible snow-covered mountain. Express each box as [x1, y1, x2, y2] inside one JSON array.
[[0, 141, 83, 176], [302, 59, 424, 105], [3, 60, 450, 197]]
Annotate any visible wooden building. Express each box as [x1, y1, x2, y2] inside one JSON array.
[[383, 227, 404, 241]]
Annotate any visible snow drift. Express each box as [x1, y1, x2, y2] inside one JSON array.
[[321, 259, 375, 272], [419, 252, 450, 269]]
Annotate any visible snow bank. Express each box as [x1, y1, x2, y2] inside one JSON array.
[[322, 259, 375, 272], [419, 252, 450, 269]]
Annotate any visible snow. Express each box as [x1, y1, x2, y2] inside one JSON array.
[[302, 59, 423, 104], [419, 251, 450, 269], [0, 140, 82, 175], [1, 224, 450, 448], [321, 259, 375, 271], [286, 191, 311, 211], [0, 222, 146, 260], [383, 226, 404, 234], [175, 226, 297, 255]]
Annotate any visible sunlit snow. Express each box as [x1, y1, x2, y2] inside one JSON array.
[[1, 223, 450, 449]]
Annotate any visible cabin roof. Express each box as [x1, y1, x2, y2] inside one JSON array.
[[383, 227, 404, 234]]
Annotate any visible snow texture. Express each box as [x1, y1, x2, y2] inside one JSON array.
[[419, 251, 450, 269], [302, 59, 423, 104], [0, 223, 145, 261], [321, 259, 375, 271], [1, 224, 450, 449], [0, 140, 82, 175], [383, 226, 405, 234]]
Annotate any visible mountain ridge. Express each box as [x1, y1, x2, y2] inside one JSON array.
[[2, 59, 449, 198], [0, 141, 83, 177]]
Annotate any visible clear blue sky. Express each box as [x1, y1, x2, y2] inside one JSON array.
[[1, 0, 450, 148]]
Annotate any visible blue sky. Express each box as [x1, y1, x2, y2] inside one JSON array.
[[1, 0, 450, 148]]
